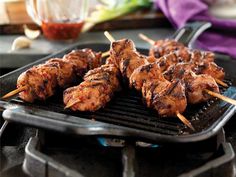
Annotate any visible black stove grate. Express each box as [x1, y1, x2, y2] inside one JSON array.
[[21, 129, 235, 177]]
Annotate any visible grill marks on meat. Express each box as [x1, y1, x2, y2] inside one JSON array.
[[63, 49, 102, 77], [110, 39, 148, 79], [185, 73, 219, 104], [18, 64, 58, 102], [132, 62, 187, 117], [149, 40, 223, 80], [149, 39, 185, 58], [149, 39, 215, 62], [46, 58, 76, 87], [194, 62, 225, 80], [163, 63, 220, 104], [149, 48, 224, 81], [63, 64, 120, 111], [17, 49, 102, 102], [152, 80, 187, 117], [130, 62, 163, 91]]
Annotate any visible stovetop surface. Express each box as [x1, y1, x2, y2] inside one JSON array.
[[1, 113, 236, 177]]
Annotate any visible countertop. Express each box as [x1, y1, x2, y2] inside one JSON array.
[[0, 28, 174, 68]]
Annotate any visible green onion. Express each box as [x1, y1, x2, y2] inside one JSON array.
[[83, 0, 152, 31]]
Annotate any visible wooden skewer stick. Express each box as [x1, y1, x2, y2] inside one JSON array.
[[139, 33, 155, 45], [1, 86, 27, 100], [64, 99, 81, 109], [104, 31, 115, 42], [205, 89, 236, 106], [176, 111, 195, 131], [215, 79, 228, 87], [101, 51, 110, 58]]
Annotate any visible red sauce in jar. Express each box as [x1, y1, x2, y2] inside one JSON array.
[[41, 21, 84, 40]]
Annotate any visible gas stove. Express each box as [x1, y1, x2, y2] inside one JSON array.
[[1, 114, 236, 177], [1, 22, 236, 177]]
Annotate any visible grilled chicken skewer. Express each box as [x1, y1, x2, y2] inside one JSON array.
[[64, 63, 120, 111], [108, 37, 188, 116], [2, 49, 106, 102], [104, 32, 193, 130], [131, 62, 219, 106], [139, 33, 228, 87], [130, 52, 225, 91], [139, 33, 186, 58], [163, 63, 236, 105], [130, 50, 224, 91], [63, 34, 121, 111], [129, 46, 236, 107]]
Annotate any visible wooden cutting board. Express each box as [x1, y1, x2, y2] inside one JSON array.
[[0, 1, 170, 34]]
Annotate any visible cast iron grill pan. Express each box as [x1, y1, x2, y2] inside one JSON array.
[[1, 43, 236, 143]]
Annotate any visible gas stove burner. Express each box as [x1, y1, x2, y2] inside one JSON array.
[[97, 137, 159, 147]]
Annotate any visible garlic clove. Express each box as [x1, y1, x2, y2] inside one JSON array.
[[11, 36, 32, 51], [23, 25, 41, 39]]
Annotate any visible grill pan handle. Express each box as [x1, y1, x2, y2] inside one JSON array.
[[171, 21, 211, 47]]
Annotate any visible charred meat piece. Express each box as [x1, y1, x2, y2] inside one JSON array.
[[130, 62, 163, 91], [18, 63, 58, 102], [142, 79, 170, 108], [63, 64, 120, 111], [110, 39, 148, 79], [156, 53, 184, 72], [163, 63, 194, 81], [141, 79, 187, 117], [163, 63, 220, 104], [46, 58, 76, 87], [63, 48, 102, 77], [84, 64, 120, 90], [63, 80, 113, 111], [149, 39, 185, 58], [194, 61, 225, 80], [149, 39, 215, 63], [152, 80, 187, 117], [149, 49, 225, 81], [187, 49, 214, 63], [184, 72, 220, 104]]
